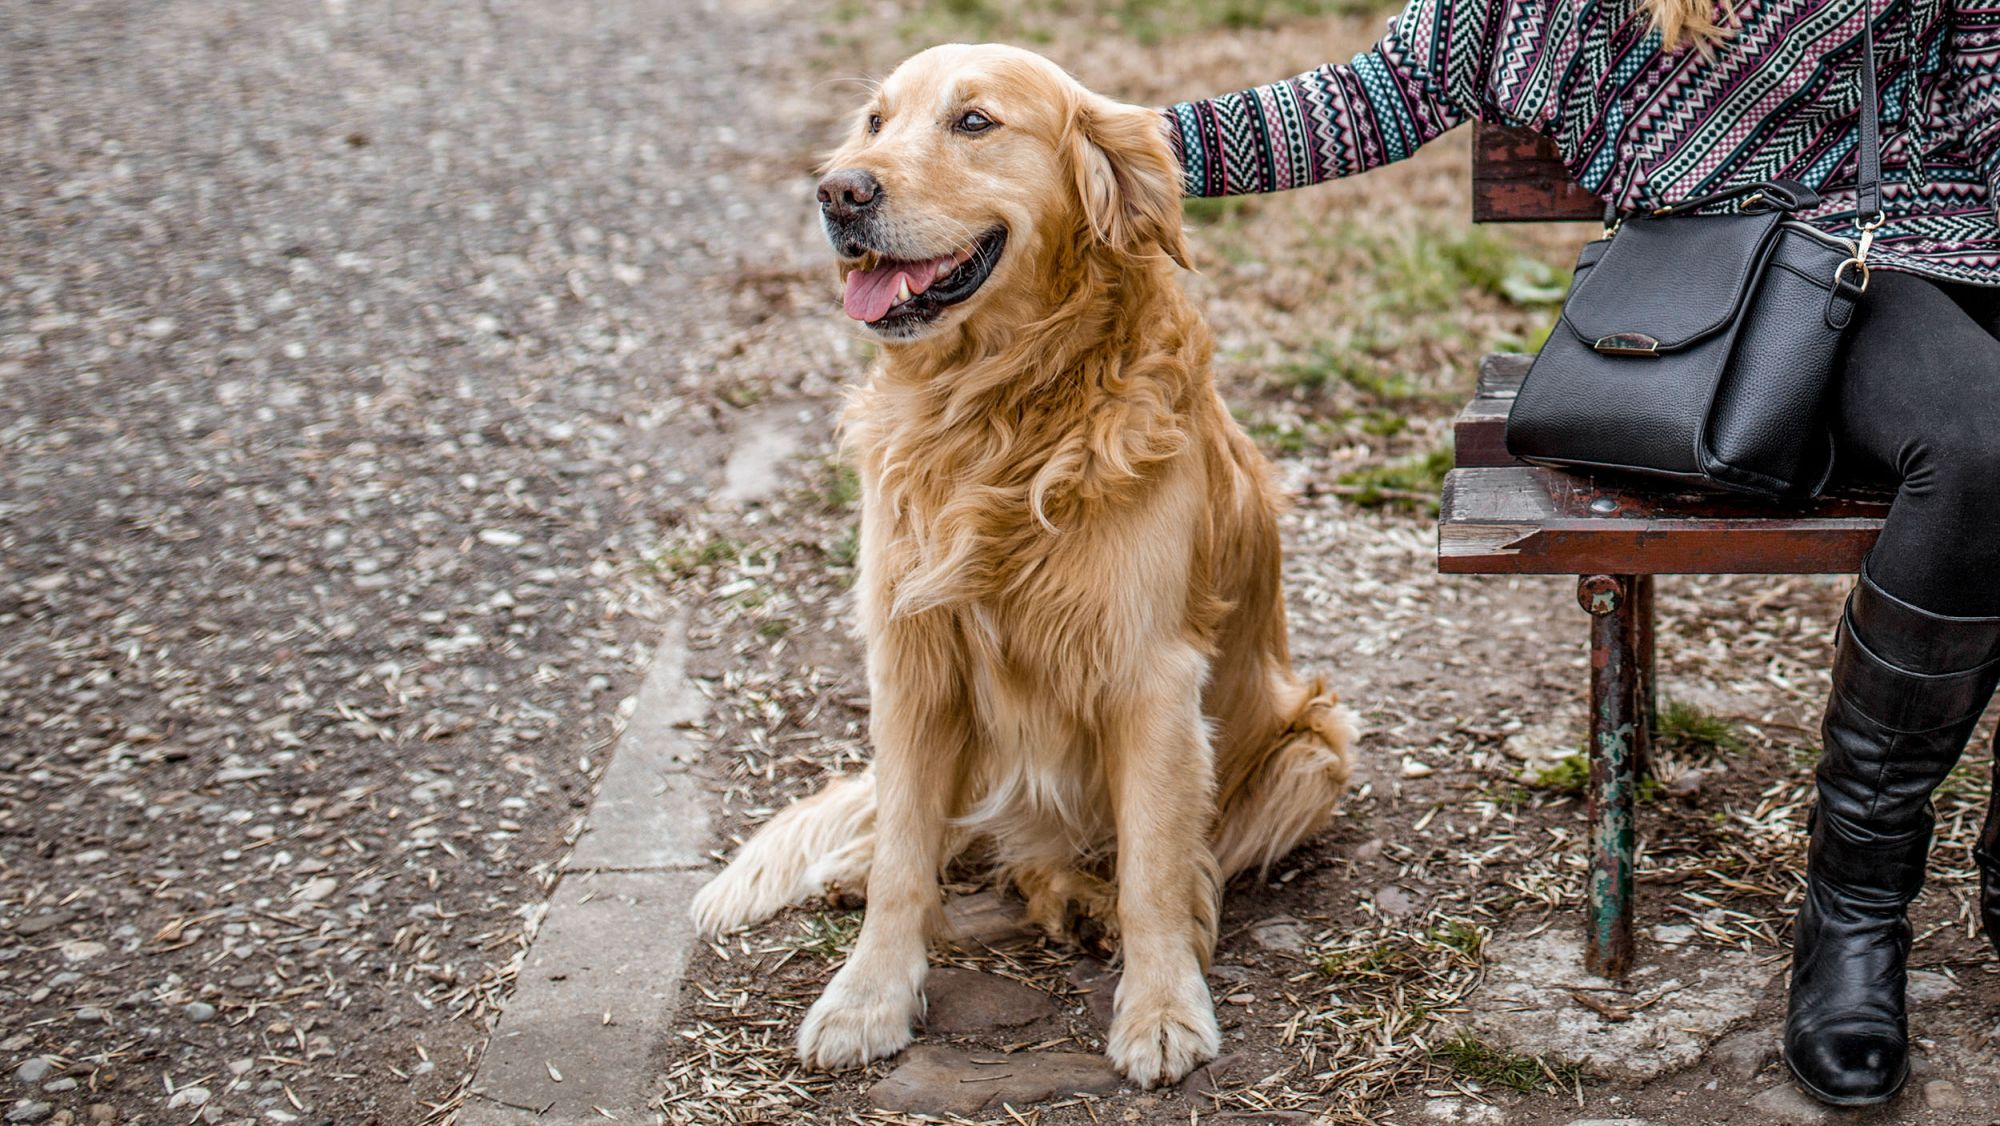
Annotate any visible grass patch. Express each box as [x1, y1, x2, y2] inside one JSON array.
[[815, 459, 861, 513], [1183, 195, 1260, 226], [1320, 919, 1486, 981], [1242, 417, 1329, 456], [783, 910, 863, 960], [1523, 750, 1664, 802], [1274, 336, 1434, 404], [824, 526, 860, 570], [1335, 447, 1452, 513], [1332, 223, 1570, 316], [645, 534, 743, 582], [1431, 1030, 1581, 1094], [1525, 751, 1590, 796], [1654, 697, 1747, 758]]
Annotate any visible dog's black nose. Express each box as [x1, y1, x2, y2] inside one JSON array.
[[817, 169, 881, 222]]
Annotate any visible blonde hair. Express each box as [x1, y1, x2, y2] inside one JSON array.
[[1643, 0, 1737, 52]]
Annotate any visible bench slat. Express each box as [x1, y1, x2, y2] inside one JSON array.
[[1453, 353, 1532, 467], [1440, 465, 1887, 575], [1471, 123, 1604, 223]]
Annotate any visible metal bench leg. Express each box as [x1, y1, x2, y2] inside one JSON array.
[[1635, 574, 1657, 779], [1578, 574, 1643, 979]]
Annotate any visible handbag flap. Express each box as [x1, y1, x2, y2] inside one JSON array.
[[1560, 211, 1785, 352]]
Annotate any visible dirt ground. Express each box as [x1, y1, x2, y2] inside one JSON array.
[[6, 2, 1997, 1125]]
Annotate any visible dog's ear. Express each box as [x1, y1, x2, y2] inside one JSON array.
[[1068, 94, 1191, 269]]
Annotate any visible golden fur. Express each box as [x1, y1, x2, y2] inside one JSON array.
[[689, 43, 1357, 1087]]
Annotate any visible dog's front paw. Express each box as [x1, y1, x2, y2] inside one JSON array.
[[796, 963, 923, 1071], [1105, 976, 1220, 1087]]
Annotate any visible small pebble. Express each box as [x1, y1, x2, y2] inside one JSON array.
[[166, 1086, 210, 1110], [11, 1061, 50, 1085], [5, 1101, 51, 1125], [185, 1002, 217, 1023]]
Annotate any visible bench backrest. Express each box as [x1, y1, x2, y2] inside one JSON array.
[[1471, 123, 1601, 223]]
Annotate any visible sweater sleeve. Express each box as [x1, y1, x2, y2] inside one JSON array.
[[1163, 0, 1500, 198], [1949, 0, 2000, 221]]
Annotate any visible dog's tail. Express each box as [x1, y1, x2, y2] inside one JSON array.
[[1211, 679, 1357, 880], [689, 769, 878, 936]]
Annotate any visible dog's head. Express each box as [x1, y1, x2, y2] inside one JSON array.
[[817, 44, 1189, 343]]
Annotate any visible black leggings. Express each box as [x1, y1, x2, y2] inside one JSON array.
[[1832, 271, 2000, 617]]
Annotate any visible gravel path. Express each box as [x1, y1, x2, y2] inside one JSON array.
[[0, 1, 832, 1121]]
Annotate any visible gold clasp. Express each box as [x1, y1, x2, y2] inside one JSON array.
[[1854, 213, 1883, 263], [1836, 214, 1885, 292]]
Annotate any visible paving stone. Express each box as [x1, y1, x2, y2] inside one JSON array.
[[1747, 1083, 1830, 1124], [1906, 970, 1956, 1002], [1923, 1078, 1965, 1110], [1248, 917, 1312, 953], [1065, 958, 1119, 1027], [10, 916, 71, 939], [1420, 1096, 1506, 1122], [1708, 1028, 1777, 1082], [867, 1045, 1121, 1117], [1649, 923, 1697, 946], [1467, 928, 1765, 1082], [1177, 1051, 1243, 1098], [943, 891, 1038, 950], [923, 968, 1054, 1034], [1374, 885, 1416, 917]]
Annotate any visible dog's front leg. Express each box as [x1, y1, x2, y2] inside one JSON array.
[[1102, 651, 1223, 1087], [796, 624, 969, 1070]]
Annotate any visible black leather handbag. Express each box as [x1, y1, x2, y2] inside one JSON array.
[[1504, 14, 1886, 499]]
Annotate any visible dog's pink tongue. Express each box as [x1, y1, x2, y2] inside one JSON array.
[[841, 254, 954, 323]]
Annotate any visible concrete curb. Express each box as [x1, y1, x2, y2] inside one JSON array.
[[458, 619, 710, 1125]]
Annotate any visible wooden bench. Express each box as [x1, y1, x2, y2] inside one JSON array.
[[1442, 124, 1892, 978]]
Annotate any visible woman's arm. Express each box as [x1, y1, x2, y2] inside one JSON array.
[[1163, 0, 1498, 198], [1951, 0, 2000, 222]]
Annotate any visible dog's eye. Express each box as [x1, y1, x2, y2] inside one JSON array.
[[866, 114, 883, 135], [954, 110, 996, 134]]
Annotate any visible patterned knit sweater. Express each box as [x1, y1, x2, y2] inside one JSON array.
[[1164, 0, 2000, 284]]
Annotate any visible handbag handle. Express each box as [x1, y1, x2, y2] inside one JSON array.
[[1603, 1, 1884, 231]]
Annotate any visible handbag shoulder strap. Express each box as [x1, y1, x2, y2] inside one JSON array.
[[1856, 2, 1884, 227]]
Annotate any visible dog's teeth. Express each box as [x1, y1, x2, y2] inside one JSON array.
[[896, 278, 912, 303]]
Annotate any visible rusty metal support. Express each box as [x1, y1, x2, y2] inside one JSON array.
[[1634, 574, 1657, 780], [1577, 574, 1643, 979]]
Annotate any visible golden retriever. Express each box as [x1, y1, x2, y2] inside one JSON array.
[[689, 43, 1357, 1087]]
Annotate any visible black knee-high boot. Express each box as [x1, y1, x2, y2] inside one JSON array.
[[1783, 571, 2000, 1107]]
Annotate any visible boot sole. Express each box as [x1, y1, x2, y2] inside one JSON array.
[[1781, 1047, 1907, 1107]]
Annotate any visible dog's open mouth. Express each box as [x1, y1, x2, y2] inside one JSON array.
[[841, 226, 1007, 331]]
